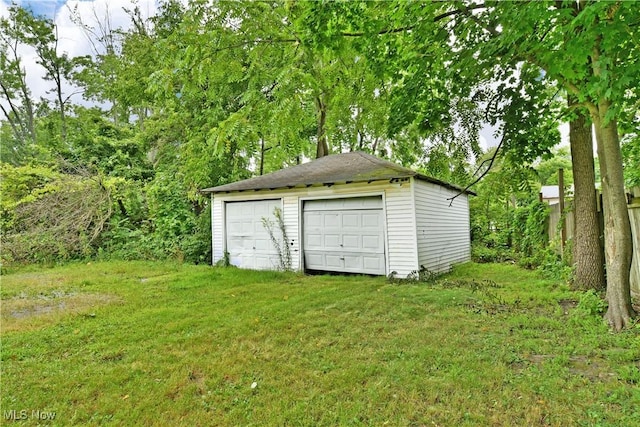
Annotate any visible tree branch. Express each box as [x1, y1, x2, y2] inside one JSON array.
[[446, 132, 506, 206], [341, 3, 489, 37], [0, 79, 30, 140], [341, 25, 416, 37], [0, 102, 23, 141]]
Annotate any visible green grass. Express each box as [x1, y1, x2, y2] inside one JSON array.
[[1, 261, 639, 426]]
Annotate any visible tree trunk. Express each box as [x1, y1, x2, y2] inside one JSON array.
[[18, 75, 35, 143], [569, 102, 605, 291], [593, 109, 635, 330], [315, 95, 329, 158], [57, 78, 67, 143]]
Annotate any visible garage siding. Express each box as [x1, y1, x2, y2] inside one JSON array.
[[211, 195, 224, 263], [384, 183, 419, 277], [413, 179, 471, 273]]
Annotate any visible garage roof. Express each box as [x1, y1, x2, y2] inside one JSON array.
[[201, 151, 474, 195]]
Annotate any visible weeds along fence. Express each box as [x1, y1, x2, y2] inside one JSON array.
[[548, 189, 640, 296]]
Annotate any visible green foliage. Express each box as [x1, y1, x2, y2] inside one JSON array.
[[471, 243, 513, 264], [569, 290, 608, 328], [64, 108, 153, 180], [511, 201, 549, 258], [469, 153, 572, 280], [535, 147, 574, 186], [621, 135, 640, 188], [0, 163, 61, 225], [469, 151, 540, 249]]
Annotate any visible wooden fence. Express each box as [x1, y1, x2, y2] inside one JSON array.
[[549, 195, 640, 296]]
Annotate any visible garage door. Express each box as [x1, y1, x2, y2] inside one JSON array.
[[225, 199, 281, 270], [303, 196, 386, 275]]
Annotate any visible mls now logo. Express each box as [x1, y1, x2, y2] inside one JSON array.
[[4, 409, 56, 421]]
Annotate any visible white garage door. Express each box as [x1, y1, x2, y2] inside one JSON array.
[[303, 196, 386, 275], [225, 199, 281, 270]]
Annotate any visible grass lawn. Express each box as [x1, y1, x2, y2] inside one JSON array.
[[1, 261, 639, 426]]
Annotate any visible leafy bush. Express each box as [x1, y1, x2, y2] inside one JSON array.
[[511, 201, 549, 257], [0, 163, 61, 230], [472, 244, 513, 263], [539, 245, 573, 281], [569, 290, 607, 327]]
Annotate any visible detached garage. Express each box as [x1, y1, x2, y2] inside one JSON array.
[[201, 152, 473, 277]]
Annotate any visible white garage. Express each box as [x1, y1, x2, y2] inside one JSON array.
[[202, 152, 473, 277]]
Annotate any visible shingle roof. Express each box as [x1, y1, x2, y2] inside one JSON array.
[[201, 151, 473, 195]]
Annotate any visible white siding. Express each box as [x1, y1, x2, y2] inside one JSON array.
[[413, 179, 471, 273], [211, 195, 224, 264], [384, 182, 419, 277], [211, 180, 420, 276]]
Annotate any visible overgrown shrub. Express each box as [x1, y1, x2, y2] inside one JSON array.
[[1, 162, 213, 266], [471, 197, 574, 282], [2, 173, 114, 264], [511, 201, 549, 257], [471, 244, 513, 263]]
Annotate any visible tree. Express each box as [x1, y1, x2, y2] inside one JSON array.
[[568, 101, 605, 291], [469, 148, 540, 250], [536, 147, 573, 186], [27, 15, 76, 144], [149, 0, 401, 165], [3, 6, 78, 146], [457, 1, 637, 329], [0, 6, 37, 157]]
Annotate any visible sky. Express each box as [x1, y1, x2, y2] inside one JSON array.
[[3, 0, 69, 19]]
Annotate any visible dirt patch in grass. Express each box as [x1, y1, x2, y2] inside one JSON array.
[[557, 298, 578, 315], [522, 354, 617, 382], [1, 291, 121, 333]]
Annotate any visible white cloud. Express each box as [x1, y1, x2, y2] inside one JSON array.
[[1, 0, 158, 106]]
